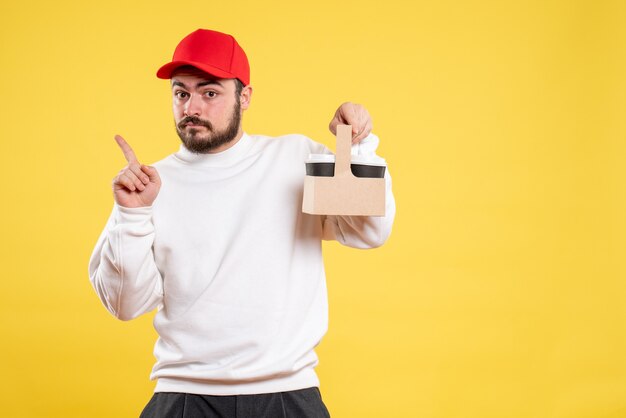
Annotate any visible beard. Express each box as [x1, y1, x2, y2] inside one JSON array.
[[175, 99, 241, 154]]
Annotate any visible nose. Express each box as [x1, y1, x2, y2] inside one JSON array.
[[184, 93, 202, 117]]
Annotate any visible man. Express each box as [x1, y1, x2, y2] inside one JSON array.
[[89, 29, 395, 418]]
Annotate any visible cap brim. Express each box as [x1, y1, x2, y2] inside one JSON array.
[[156, 60, 236, 80]]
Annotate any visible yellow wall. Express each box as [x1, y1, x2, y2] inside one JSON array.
[[1, 1, 625, 417]]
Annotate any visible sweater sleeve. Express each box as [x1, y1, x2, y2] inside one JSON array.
[[88, 204, 164, 321], [320, 133, 397, 248]]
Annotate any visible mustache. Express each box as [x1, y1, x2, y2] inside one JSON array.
[[178, 116, 213, 131]]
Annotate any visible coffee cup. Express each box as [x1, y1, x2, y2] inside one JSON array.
[[305, 154, 386, 178]]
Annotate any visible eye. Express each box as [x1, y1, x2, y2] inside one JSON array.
[[204, 91, 217, 98], [174, 91, 189, 99]]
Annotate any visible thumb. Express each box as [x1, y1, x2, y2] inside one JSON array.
[[328, 118, 339, 135], [141, 165, 161, 184]]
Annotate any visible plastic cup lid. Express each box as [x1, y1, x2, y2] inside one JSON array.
[[350, 154, 387, 166], [306, 154, 335, 163]]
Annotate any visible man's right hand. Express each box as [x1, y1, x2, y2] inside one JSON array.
[[112, 135, 161, 208]]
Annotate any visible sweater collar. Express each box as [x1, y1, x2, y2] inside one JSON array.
[[173, 133, 252, 166]]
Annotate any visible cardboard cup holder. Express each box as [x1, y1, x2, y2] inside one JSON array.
[[302, 125, 386, 216]]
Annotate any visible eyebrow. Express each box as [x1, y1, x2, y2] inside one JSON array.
[[171, 80, 224, 89], [197, 80, 223, 88]]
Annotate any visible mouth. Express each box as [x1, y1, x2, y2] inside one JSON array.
[[178, 117, 212, 131]]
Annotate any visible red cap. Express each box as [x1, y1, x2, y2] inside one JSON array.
[[156, 29, 250, 86]]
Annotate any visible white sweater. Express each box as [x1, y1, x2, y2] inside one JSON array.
[[89, 132, 395, 395]]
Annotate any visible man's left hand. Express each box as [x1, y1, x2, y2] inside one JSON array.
[[329, 102, 373, 144]]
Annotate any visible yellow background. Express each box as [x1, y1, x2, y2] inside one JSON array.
[[1, 1, 625, 417]]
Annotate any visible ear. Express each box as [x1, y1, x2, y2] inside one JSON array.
[[240, 85, 253, 110]]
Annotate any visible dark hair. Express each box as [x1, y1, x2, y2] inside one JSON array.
[[234, 79, 244, 98]]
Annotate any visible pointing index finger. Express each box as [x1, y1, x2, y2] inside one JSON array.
[[114, 134, 139, 163]]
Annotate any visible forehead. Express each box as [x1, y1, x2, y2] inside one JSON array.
[[171, 67, 232, 89]]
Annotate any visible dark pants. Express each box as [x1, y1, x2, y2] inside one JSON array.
[[139, 387, 331, 418]]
